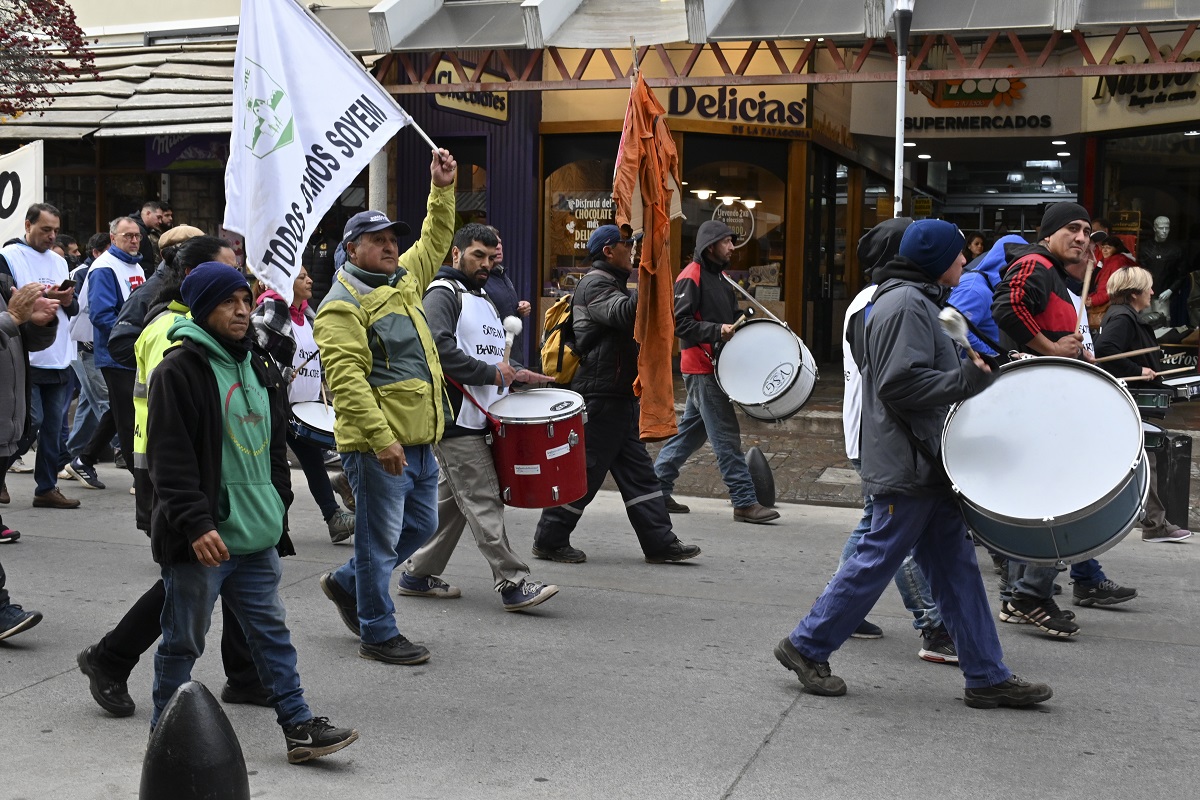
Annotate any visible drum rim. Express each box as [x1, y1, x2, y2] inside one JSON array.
[[717, 320, 817, 411], [942, 356, 1144, 525], [490, 387, 585, 424]]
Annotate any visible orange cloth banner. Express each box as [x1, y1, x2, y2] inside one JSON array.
[[612, 73, 684, 441]]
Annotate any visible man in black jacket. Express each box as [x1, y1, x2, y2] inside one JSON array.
[[653, 219, 778, 523], [146, 263, 357, 763], [531, 224, 701, 565]]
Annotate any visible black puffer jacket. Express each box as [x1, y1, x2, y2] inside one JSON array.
[[569, 260, 637, 399], [1095, 303, 1161, 379]]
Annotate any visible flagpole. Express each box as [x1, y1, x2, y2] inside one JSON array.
[[291, 0, 440, 153]]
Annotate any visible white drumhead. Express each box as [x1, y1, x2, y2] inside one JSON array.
[[716, 320, 804, 405], [942, 358, 1143, 521], [291, 401, 336, 429], [490, 388, 584, 423]]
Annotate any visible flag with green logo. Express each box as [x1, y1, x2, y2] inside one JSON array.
[[224, 0, 411, 303]]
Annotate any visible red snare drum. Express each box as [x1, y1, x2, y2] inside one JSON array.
[[487, 388, 587, 508]]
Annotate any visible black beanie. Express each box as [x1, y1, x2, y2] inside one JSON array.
[[181, 262, 251, 323], [898, 220, 964, 279], [1039, 202, 1090, 239]]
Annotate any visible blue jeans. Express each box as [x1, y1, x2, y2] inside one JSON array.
[[791, 493, 1011, 689], [329, 446, 439, 644], [153, 548, 309, 729], [841, 460, 941, 631], [67, 351, 111, 456], [29, 376, 71, 495], [654, 373, 757, 508]]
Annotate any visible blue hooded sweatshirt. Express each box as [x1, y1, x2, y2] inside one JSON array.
[[947, 234, 1027, 356]]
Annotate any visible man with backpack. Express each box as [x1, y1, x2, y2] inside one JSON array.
[[531, 224, 702, 565]]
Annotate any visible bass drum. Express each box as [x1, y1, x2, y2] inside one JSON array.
[[942, 357, 1147, 565], [714, 318, 818, 421]]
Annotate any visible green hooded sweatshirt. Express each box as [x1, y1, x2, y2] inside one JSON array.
[[169, 317, 284, 555]]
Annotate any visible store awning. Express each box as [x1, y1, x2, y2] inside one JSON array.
[[0, 43, 234, 140]]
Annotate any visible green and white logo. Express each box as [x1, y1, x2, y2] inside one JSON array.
[[242, 58, 295, 159]]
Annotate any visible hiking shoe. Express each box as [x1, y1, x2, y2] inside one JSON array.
[[0, 527, 19, 544], [773, 637, 846, 696], [734, 503, 780, 524], [283, 716, 358, 763], [331, 472, 355, 511], [1143, 528, 1193, 543], [7, 456, 32, 474], [66, 458, 105, 490], [318, 572, 360, 635], [0, 603, 42, 641], [359, 634, 430, 665], [1073, 579, 1138, 607], [325, 510, 354, 544], [1002, 594, 1080, 636], [0, 482, 8, 504], [918, 626, 959, 664], [964, 675, 1053, 709], [500, 579, 558, 611], [221, 680, 273, 707], [850, 619, 883, 639], [32, 488, 80, 509], [77, 645, 135, 717], [397, 572, 461, 599], [532, 544, 587, 563], [663, 495, 690, 514], [644, 539, 701, 563]]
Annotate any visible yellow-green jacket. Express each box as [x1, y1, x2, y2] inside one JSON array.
[[315, 183, 455, 453], [132, 299, 190, 469]]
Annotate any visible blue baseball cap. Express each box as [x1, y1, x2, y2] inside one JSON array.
[[587, 224, 643, 257], [342, 210, 411, 244]]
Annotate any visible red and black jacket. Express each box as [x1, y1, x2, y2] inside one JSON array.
[[991, 243, 1077, 352], [674, 257, 740, 375]]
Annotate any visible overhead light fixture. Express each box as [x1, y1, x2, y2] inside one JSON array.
[[1051, 139, 1067, 145], [1185, 130, 1200, 136], [917, 154, 932, 160], [985, 188, 999, 194], [741, 198, 760, 209], [817, 37, 825, 42], [1007, 171, 1024, 183], [903, 141, 916, 147], [1057, 151, 1071, 157], [718, 195, 740, 206], [1025, 160, 1061, 169], [681, 180, 689, 186], [1041, 176, 1055, 186], [691, 189, 714, 200]]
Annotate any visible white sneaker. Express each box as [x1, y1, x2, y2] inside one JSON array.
[[7, 457, 33, 474]]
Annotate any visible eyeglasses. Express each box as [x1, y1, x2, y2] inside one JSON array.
[[116, 233, 142, 241]]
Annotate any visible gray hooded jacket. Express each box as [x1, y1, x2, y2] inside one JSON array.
[[0, 276, 58, 456]]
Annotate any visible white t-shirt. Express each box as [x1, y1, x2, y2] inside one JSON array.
[[2, 242, 72, 369], [842, 284, 878, 461], [1069, 289, 1095, 357]]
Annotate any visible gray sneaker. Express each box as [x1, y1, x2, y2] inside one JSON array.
[[773, 637, 846, 696], [325, 510, 354, 544]]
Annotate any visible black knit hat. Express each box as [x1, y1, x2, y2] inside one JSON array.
[[1040, 202, 1090, 239]]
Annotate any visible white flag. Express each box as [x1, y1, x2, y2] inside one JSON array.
[[224, 0, 410, 304], [0, 141, 44, 246]]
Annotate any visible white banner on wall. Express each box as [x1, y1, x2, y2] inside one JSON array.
[[0, 141, 44, 245]]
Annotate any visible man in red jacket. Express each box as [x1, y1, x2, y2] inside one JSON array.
[[653, 220, 778, 523]]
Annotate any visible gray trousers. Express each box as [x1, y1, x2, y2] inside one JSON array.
[[405, 434, 530, 590]]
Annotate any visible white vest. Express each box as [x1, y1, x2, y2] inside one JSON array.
[[68, 262, 93, 343], [2, 242, 72, 369], [79, 250, 146, 342], [289, 316, 322, 404], [430, 279, 507, 430], [1069, 289, 1095, 357], [841, 284, 877, 461]]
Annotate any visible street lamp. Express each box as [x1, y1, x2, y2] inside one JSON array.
[[893, 0, 914, 218]]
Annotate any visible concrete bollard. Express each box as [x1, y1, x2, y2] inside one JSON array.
[[139, 681, 250, 800]]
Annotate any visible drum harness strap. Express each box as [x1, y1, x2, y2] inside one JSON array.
[[444, 374, 502, 432]]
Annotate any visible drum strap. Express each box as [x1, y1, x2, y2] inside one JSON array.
[[445, 375, 501, 431], [946, 302, 1005, 361]]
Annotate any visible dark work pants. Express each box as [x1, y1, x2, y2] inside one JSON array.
[[81, 367, 135, 475], [534, 397, 676, 555], [288, 432, 339, 521], [0, 555, 8, 607], [92, 578, 262, 690]]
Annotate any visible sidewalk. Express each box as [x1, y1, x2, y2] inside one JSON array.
[[1, 464, 1196, 799]]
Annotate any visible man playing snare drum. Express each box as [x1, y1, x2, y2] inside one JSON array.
[[653, 219, 779, 524], [775, 219, 1054, 710], [397, 223, 559, 612]]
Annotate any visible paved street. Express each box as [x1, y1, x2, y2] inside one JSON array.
[[1, 464, 1197, 799]]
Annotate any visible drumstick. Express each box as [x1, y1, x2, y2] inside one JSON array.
[[1076, 260, 1095, 333], [1093, 346, 1161, 364], [289, 350, 320, 384], [1124, 366, 1194, 381], [502, 316, 522, 364]]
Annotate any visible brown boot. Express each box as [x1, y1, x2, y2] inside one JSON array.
[[32, 488, 80, 509], [734, 503, 779, 524]]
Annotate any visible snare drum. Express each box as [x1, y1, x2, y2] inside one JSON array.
[[1129, 386, 1172, 420], [714, 318, 818, 421], [942, 357, 1147, 565], [289, 401, 336, 449], [487, 388, 587, 508], [1142, 421, 1167, 450]]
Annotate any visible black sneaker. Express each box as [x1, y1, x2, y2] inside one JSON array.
[[318, 572, 360, 635], [644, 539, 701, 563], [1073, 579, 1138, 607], [221, 680, 273, 707], [963, 674, 1053, 709], [773, 637, 847, 696], [77, 645, 135, 717], [283, 716, 359, 763], [65, 458, 105, 490], [662, 495, 690, 514], [532, 544, 587, 563], [918, 626, 959, 664], [1003, 594, 1080, 637], [0, 603, 41, 641], [359, 634, 430, 665], [850, 619, 883, 639]]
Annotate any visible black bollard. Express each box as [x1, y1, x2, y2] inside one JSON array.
[[139, 681, 250, 800], [746, 446, 776, 508]]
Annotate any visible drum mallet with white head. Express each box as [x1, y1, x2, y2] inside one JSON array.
[[938, 307, 978, 359], [503, 316, 522, 364]]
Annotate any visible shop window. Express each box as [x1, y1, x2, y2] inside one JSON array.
[[543, 156, 617, 297], [45, 174, 97, 241]]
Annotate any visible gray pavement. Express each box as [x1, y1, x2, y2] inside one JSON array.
[[1, 465, 1197, 799]]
